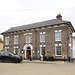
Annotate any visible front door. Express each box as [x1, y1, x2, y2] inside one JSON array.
[[26, 47, 31, 59]]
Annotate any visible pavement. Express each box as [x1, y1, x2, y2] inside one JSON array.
[[23, 60, 68, 64]]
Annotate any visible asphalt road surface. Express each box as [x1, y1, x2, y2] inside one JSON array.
[[0, 61, 75, 75]]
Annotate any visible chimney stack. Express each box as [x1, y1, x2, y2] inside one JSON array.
[[56, 13, 62, 20]]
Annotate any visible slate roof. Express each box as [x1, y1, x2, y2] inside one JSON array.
[[1, 19, 73, 34]]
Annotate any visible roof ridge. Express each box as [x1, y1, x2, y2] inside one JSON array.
[[10, 19, 70, 28]]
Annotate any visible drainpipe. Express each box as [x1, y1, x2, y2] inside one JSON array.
[[67, 26, 69, 60], [35, 30, 37, 59]]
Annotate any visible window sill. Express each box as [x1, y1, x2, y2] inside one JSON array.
[[5, 44, 9, 46], [25, 43, 32, 44], [55, 55, 62, 57], [40, 42, 45, 43], [14, 44, 18, 45], [55, 41, 62, 42]]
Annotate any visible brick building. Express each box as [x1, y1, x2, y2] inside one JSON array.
[[1, 14, 75, 60]]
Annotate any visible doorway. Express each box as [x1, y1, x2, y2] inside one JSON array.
[[26, 47, 31, 59]]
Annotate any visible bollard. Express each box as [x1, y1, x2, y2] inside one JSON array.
[[40, 56, 41, 61], [47, 56, 48, 61], [29, 55, 32, 61], [68, 57, 70, 62]]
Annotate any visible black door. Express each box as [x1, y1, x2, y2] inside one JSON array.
[[29, 50, 31, 56]]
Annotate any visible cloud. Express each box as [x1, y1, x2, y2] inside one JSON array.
[[17, 0, 75, 9], [0, 0, 75, 39], [0, 0, 75, 10], [0, 0, 21, 10]]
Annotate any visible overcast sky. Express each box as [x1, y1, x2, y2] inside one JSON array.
[[0, 0, 75, 40]]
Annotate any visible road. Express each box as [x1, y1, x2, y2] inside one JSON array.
[[0, 61, 75, 75]]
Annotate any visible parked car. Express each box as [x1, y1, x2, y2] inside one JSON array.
[[0, 51, 23, 63]]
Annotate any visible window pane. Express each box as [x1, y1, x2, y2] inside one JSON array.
[[41, 47, 45, 55], [14, 36, 18, 44], [15, 48, 18, 55], [56, 46, 61, 51], [55, 31, 61, 41], [18, 49, 20, 55], [56, 46, 61, 55], [57, 51, 61, 55], [40, 34, 45, 42], [5, 37, 9, 45], [26, 36, 31, 43]]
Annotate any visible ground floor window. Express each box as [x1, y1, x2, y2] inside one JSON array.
[[41, 47, 45, 55], [5, 47, 9, 51], [14, 48, 18, 55], [55, 44, 62, 56], [18, 49, 20, 55], [14, 46, 18, 55]]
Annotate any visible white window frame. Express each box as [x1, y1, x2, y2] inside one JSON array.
[[55, 44, 62, 56], [5, 47, 9, 51], [5, 36, 9, 45], [14, 46, 18, 55], [26, 36, 31, 43], [40, 32, 46, 43], [18, 49, 20, 55], [55, 30, 62, 41], [40, 45, 46, 56], [14, 35, 18, 44], [69, 33, 72, 43], [24, 33, 32, 35]]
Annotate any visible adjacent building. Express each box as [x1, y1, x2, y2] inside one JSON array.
[[0, 37, 3, 51], [73, 36, 75, 58], [1, 14, 75, 60]]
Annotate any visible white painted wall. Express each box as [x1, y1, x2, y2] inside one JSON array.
[[73, 37, 75, 58]]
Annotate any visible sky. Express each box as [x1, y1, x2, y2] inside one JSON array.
[[0, 0, 75, 40]]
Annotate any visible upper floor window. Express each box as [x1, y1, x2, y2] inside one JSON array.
[[5, 36, 9, 45], [14, 35, 18, 44], [69, 33, 72, 43], [40, 32, 46, 43], [26, 36, 31, 43], [55, 30, 62, 41]]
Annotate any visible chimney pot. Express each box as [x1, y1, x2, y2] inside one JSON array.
[[56, 13, 62, 20]]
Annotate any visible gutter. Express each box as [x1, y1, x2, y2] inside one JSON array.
[[67, 26, 69, 59]]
